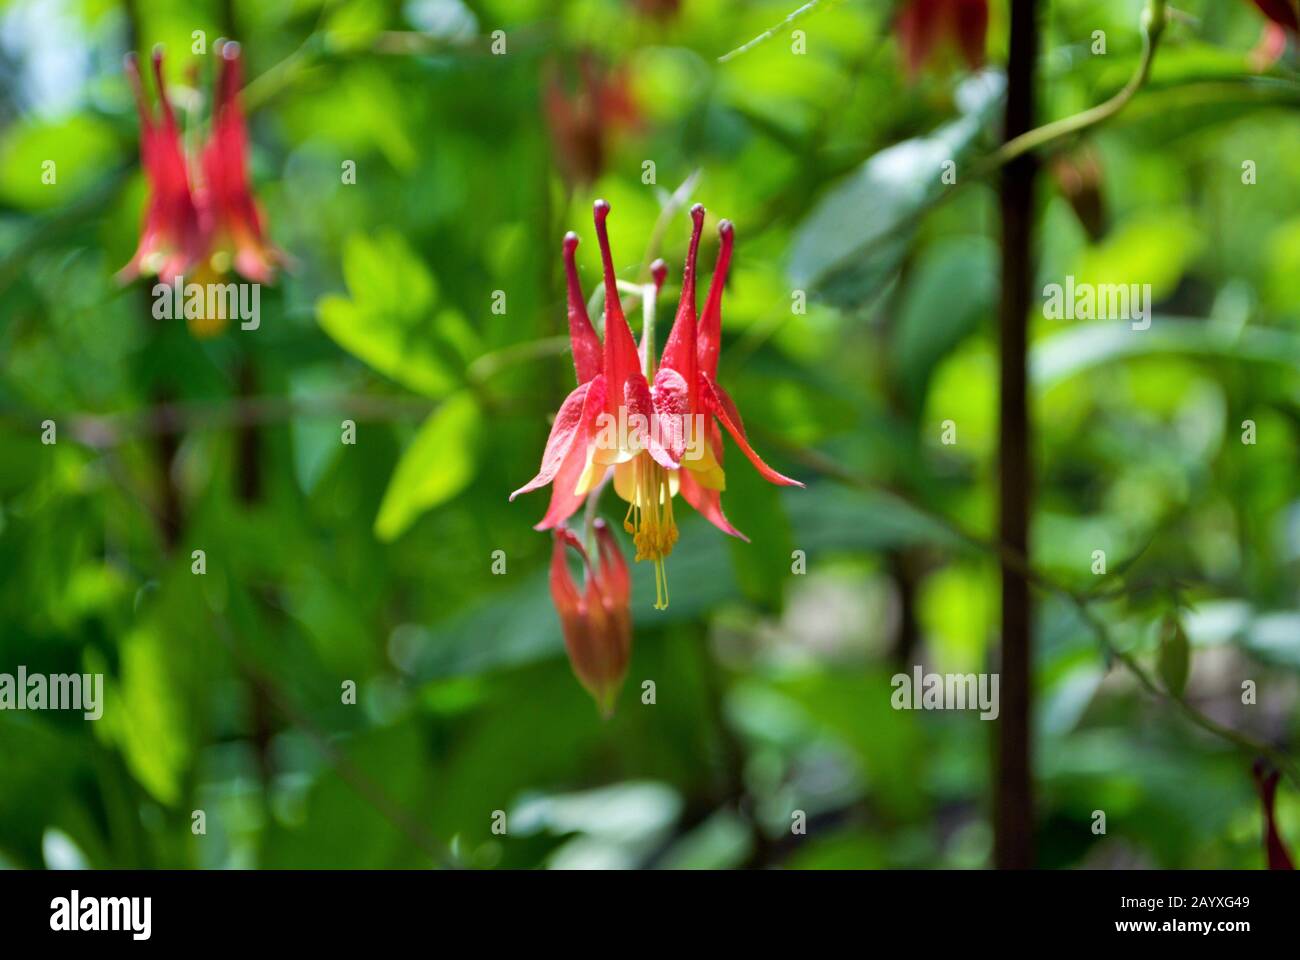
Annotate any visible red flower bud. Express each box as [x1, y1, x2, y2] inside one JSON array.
[[550, 520, 632, 716]]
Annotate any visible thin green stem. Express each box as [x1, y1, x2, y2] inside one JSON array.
[[991, 0, 1168, 168], [717, 1, 835, 64], [640, 280, 658, 379]]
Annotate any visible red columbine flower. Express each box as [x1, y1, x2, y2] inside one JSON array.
[[1253, 760, 1295, 870], [511, 200, 803, 609], [120, 43, 281, 332], [551, 520, 632, 716], [896, 0, 988, 80]]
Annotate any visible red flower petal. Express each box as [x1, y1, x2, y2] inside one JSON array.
[[549, 526, 587, 617], [593, 200, 643, 420], [563, 232, 602, 384], [697, 219, 734, 382], [592, 518, 631, 606], [510, 378, 597, 501], [951, 0, 989, 71], [897, 0, 945, 80], [651, 365, 690, 466], [679, 466, 748, 541], [625, 371, 678, 470], [700, 373, 804, 488], [658, 203, 705, 410]]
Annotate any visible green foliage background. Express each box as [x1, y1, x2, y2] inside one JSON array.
[[0, 0, 1298, 868]]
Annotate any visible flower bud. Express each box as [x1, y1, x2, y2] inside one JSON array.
[[549, 520, 632, 717]]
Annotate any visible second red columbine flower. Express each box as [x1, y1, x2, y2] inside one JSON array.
[[512, 200, 803, 610], [120, 42, 281, 334]]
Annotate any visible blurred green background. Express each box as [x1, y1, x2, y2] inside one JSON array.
[[1, 0, 1298, 869]]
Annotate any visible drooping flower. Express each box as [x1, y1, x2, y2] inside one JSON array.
[[511, 200, 803, 609], [120, 42, 281, 333], [1253, 759, 1295, 870], [895, 0, 988, 80], [543, 52, 640, 186], [550, 520, 632, 716]]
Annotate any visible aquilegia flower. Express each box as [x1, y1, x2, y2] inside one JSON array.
[[511, 200, 803, 609], [121, 42, 281, 333], [550, 520, 631, 717], [895, 0, 988, 80]]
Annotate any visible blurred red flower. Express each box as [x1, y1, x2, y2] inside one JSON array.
[[543, 53, 640, 186], [121, 42, 281, 334], [896, 0, 988, 80]]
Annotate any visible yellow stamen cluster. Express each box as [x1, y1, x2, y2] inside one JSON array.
[[623, 454, 678, 610]]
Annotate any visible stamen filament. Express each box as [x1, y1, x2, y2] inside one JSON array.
[[622, 453, 678, 609]]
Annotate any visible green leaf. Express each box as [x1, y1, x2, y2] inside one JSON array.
[[1158, 616, 1190, 699], [318, 231, 473, 397], [1032, 318, 1300, 387], [891, 237, 997, 410], [1075, 210, 1202, 299], [112, 626, 191, 805], [788, 73, 1004, 308], [0, 116, 122, 210], [374, 392, 481, 541]]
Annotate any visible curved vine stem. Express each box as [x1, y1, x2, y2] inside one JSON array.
[[717, 1, 835, 64], [990, 0, 1169, 168]]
